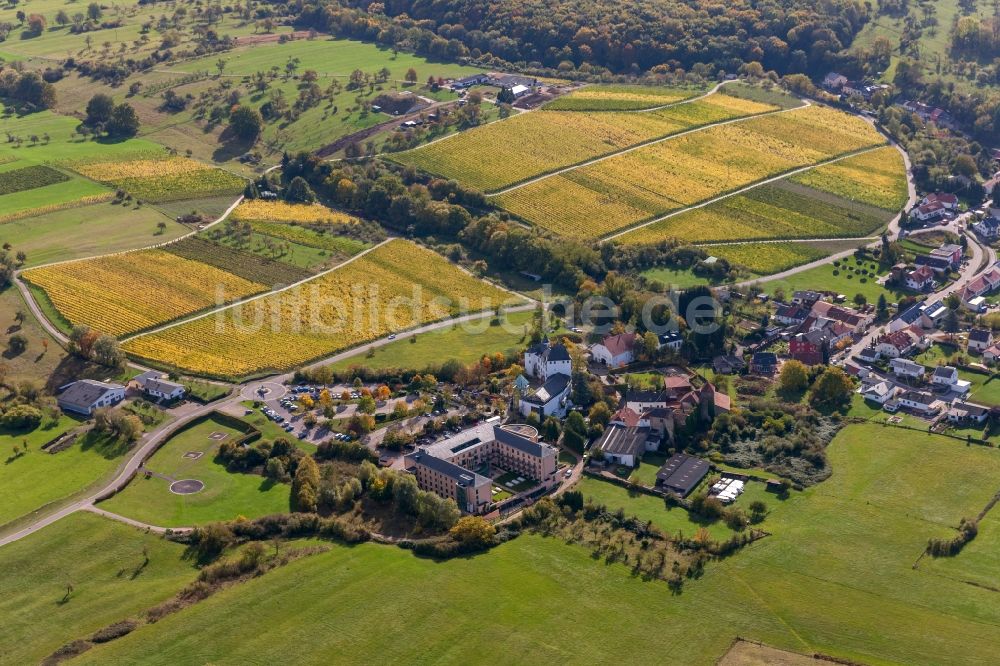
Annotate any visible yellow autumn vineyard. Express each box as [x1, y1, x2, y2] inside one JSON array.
[[231, 200, 358, 225], [790, 146, 908, 211], [122, 240, 524, 378], [23, 250, 268, 337], [394, 91, 778, 191], [499, 104, 888, 239], [72, 157, 245, 203]]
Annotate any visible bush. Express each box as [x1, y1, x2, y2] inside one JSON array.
[[1, 404, 43, 430]]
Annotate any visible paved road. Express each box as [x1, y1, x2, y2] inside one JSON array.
[[0, 394, 229, 547], [841, 230, 988, 362]]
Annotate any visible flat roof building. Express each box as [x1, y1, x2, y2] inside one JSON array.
[[656, 453, 710, 497]]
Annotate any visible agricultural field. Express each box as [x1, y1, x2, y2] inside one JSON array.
[[0, 284, 68, 386], [328, 310, 538, 372], [72, 157, 245, 203], [230, 200, 357, 225], [499, 105, 887, 239], [619, 179, 894, 245], [0, 202, 185, 268], [698, 242, 828, 275], [544, 84, 702, 111], [0, 158, 107, 220], [0, 422, 128, 532], [163, 237, 313, 286], [100, 414, 291, 527], [394, 91, 780, 191], [22, 249, 269, 337], [122, 240, 524, 378], [0, 512, 197, 666], [790, 145, 909, 211], [71, 424, 1000, 666], [763, 257, 904, 303]]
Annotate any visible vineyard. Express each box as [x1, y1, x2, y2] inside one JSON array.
[[544, 84, 699, 111], [790, 146, 908, 211], [0, 165, 69, 196], [72, 157, 245, 203], [23, 250, 268, 337], [231, 200, 357, 225], [122, 240, 523, 378], [246, 220, 370, 255], [163, 237, 313, 286], [699, 242, 827, 275], [393, 91, 778, 191], [498, 105, 888, 239], [619, 180, 893, 245]]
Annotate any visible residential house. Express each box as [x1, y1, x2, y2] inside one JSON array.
[[750, 352, 778, 375], [712, 355, 746, 375], [972, 216, 1000, 240], [912, 201, 946, 222], [624, 389, 669, 413], [893, 390, 941, 415], [861, 380, 897, 405], [984, 343, 1000, 364], [822, 72, 848, 90], [810, 301, 873, 331], [918, 300, 949, 329], [774, 305, 810, 326], [905, 265, 935, 291], [914, 254, 953, 275], [930, 243, 963, 267], [890, 357, 925, 379], [947, 401, 990, 425], [57, 380, 126, 416], [592, 423, 650, 467], [969, 329, 993, 353], [930, 366, 971, 395], [792, 290, 822, 307], [519, 374, 571, 418], [857, 346, 881, 363], [523, 341, 572, 381], [922, 192, 959, 210], [591, 332, 639, 368], [789, 331, 826, 366], [133, 370, 185, 401], [876, 328, 926, 358], [961, 263, 1000, 303], [889, 302, 926, 333]]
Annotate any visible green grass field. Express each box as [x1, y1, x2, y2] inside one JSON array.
[[0, 159, 107, 218], [0, 201, 184, 267], [761, 257, 905, 303], [70, 423, 1000, 665], [0, 284, 68, 386], [639, 266, 712, 289], [0, 423, 129, 532], [99, 415, 290, 527], [328, 310, 536, 372], [0, 511, 197, 665]]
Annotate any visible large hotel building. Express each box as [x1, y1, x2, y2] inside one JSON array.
[[404, 422, 558, 514]]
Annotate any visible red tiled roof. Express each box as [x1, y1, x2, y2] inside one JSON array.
[[600, 333, 638, 357]]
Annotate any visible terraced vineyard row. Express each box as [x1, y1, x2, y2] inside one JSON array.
[[698, 242, 828, 275], [163, 237, 313, 286], [393, 91, 779, 191], [22, 250, 268, 337], [620, 179, 892, 245], [122, 240, 523, 379], [543, 84, 702, 111], [497, 105, 888, 239], [789, 146, 908, 211], [73, 157, 245, 203], [0, 165, 69, 196]]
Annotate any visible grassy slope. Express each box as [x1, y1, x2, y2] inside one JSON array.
[[76, 424, 1000, 665], [761, 258, 906, 303], [99, 416, 290, 526], [0, 426, 131, 531], [0, 159, 106, 217], [0, 512, 196, 665], [0, 284, 67, 385], [0, 201, 184, 267], [327, 310, 535, 372]]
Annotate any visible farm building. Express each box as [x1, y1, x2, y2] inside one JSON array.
[[655, 453, 709, 497], [133, 370, 186, 401], [592, 423, 650, 467], [591, 333, 639, 368], [57, 380, 126, 416]]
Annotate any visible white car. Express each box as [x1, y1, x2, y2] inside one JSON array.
[[564, 469, 573, 478]]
